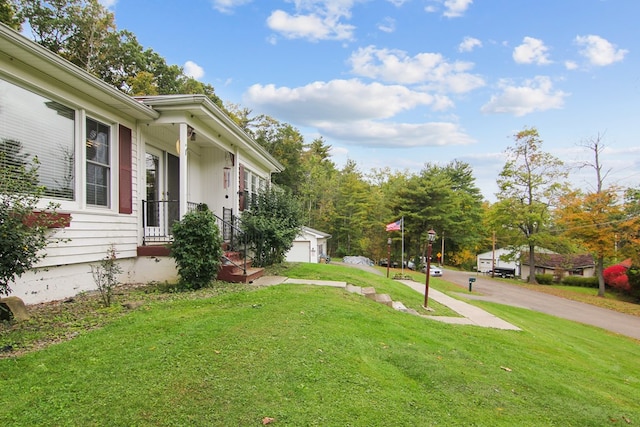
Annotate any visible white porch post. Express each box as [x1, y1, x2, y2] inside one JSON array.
[[179, 123, 188, 219]]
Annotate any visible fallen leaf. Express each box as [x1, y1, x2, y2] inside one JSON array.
[[500, 366, 512, 372], [262, 416, 275, 425], [623, 416, 631, 424]]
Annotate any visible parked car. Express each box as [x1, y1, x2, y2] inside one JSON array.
[[379, 259, 398, 268], [422, 265, 443, 276]]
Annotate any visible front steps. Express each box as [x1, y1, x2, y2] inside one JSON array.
[[216, 251, 264, 284]]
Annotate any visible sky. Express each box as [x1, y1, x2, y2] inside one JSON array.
[[104, 0, 640, 201]]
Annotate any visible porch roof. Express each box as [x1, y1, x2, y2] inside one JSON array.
[[136, 94, 284, 174]]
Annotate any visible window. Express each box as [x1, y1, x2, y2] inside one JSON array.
[[86, 118, 111, 206], [0, 77, 75, 200]]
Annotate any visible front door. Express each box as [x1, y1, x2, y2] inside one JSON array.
[[145, 147, 164, 238]]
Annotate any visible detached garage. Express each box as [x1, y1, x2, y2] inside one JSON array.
[[286, 226, 332, 263]]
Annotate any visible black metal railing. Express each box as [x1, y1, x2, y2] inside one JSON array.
[[141, 201, 259, 276], [214, 208, 249, 275]]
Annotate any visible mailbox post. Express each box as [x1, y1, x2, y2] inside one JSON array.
[[468, 277, 476, 292]]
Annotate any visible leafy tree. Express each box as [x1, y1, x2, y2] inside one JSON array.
[[17, 0, 226, 107], [241, 186, 302, 267], [556, 190, 623, 295], [491, 127, 569, 283], [251, 115, 305, 193], [0, 139, 65, 295], [299, 137, 337, 230], [556, 135, 628, 296], [329, 160, 376, 257], [619, 187, 640, 264], [170, 205, 223, 290], [0, 0, 21, 29]]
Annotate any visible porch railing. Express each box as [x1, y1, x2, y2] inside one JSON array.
[[141, 201, 253, 276]]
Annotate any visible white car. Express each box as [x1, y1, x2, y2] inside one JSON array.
[[422, 265, 443, 276]]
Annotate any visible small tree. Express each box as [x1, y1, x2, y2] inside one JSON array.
[[90, 244, 122, 307], [171, 205, 223, 289], [241, 186, 302, 267], [0, 139, 65, 295]]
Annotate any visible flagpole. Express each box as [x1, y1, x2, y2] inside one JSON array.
[[401, 216, 405, 275]]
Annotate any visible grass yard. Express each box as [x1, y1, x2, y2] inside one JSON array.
[[0, 263, 638, 426]]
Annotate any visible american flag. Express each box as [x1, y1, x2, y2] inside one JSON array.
[[386, 219, 402, 232]]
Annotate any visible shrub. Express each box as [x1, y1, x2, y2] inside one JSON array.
[[90, 245, 123, 307], [171, 205, 223, 289], [535, 274, 555, 285], [241, 187, 302, 267], [560, 276, 599, 288], [0, 140, 67, 295], [603, 264, 629, 292]]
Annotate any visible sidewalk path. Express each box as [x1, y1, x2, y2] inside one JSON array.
[[252, 275, 520, 331]]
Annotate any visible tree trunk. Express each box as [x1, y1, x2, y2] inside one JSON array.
[[597, 255, 605, 297], [528, 243, 537, 284]]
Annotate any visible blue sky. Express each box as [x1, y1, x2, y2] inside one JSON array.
[[105, 0, 639, 200]]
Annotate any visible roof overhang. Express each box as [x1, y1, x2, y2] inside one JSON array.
[[136, 94, 284, 173], [0, 23, 158, 121]]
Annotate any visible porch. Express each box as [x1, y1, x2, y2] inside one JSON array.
[[137, 200, 264, 283]]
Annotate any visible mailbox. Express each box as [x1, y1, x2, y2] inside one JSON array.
[[468, 277, 476, 292]]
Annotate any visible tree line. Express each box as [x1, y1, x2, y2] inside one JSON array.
[[3, 0, 639, 294]]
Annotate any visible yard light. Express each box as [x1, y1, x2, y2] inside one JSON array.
[[424, 229, 437, 308]]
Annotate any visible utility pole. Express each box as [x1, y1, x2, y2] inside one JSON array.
[[491, 230, 496, 278], [441, 230, 445, 266]]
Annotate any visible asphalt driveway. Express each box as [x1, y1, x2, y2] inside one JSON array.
[[441, 268, 640, 341]]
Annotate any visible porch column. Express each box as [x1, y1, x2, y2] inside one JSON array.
[[179, 123, 188, 219]]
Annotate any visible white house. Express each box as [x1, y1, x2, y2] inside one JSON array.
[[285, 226, 332, 263], [476, 246, 557, 277], [0, 23, 283, 304]]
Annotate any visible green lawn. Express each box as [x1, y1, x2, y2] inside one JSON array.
[[0, 263, 638, 426]]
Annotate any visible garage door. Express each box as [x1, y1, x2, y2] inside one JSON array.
[[286, 241, 310, 262]]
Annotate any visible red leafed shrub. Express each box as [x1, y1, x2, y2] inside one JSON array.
[[603, 264, 629, 291]]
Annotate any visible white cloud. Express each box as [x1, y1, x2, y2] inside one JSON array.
[[183, 61, 205, 79], [211, 0, 252, 13], [458, 36, 482, 53], [244, 79, 435, 123], [348, 45, 485, 93], [575, 35, 628, 66], [320, 120, 475, 147], [267, 0, 358, 41], [443, 0, 473, 18], [377, 17, 396, 33], [564, 60, 578, 70], [481, 76, 568, 116], [386, 0, 408, 6], [513, 37, 551, 65]]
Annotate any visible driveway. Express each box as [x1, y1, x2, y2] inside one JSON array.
[[338, 262, 640, 340], [441, 268, 640, 341]]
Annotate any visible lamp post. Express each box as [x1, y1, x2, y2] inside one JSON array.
[[386, 237, 392, 278], [424, 229, 437, 308]]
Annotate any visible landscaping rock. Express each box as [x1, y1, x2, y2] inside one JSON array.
[[375, 293, 393, 307], [0, 296, 30, 321], [362, 287, 377, 300]]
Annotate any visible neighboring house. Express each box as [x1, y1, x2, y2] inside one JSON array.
[[285, 226, 332, 263], [476, 246, 556, 277], [0, 24, 283, 304], [521, 253, 596, 280]]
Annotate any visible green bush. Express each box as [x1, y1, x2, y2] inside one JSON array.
[[561, 275, 599, 288], [535, 274, 555, 285], [170, 205, 223, 289], [241, 187, 302, 267]]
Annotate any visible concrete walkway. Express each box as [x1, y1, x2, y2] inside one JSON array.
[[252, 275, 520, 331]]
